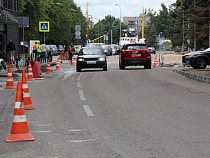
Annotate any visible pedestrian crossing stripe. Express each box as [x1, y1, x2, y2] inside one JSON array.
[[39, 21, 50, 32]]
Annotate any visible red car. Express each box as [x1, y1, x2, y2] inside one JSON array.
[[119, 43, 151, 69]]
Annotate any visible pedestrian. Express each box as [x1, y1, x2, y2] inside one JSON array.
[[0, 57, 6, 73], [36, 42, 42, 61], [32, 42, 37, 61], [41, 43, 46, 63], [67, 43, 75, 63], [6, 40, 15, 64]]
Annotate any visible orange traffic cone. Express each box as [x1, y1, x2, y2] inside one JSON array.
[[5, 64, 15, 89], [6, 81, 35, 142], [153, 54, 159, 67], [56, 59, 60, 70], [27, 61, 35, 81], [22, 70, 36, 110], [71, 56, 75, 66], [46, 60, 52, 74]]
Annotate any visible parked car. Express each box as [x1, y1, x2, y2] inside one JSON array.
[[182, 48, 210, 69], [101, 45, 112, 56], [110, 44, 120, 55], [148, 47, 156, 54], [74, 45, 82, 55], [76, 46, 107, 72], [119, 43, 151, 69], [57, 45, 64, 54], [46, 45, 58, 56]]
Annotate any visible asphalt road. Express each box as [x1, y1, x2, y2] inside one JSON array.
[[0, 54, 210, 158]]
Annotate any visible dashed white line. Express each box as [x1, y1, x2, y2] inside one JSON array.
[[77, 82, 82, 88], [83, 105, 94, 116], [79, 90, 86, 100]]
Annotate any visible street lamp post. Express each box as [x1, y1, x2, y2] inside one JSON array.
[[115, 4, 122, 43]]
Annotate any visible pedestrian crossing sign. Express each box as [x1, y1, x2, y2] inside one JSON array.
[[39, 21, 50, 32]]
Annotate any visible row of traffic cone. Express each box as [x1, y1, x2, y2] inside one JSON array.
[[5, 62, 35, 90], [6, 70, 36, 142], [4, 59, 70, 143]]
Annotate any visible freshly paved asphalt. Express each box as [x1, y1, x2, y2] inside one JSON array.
[[0, 53, 210, 115]]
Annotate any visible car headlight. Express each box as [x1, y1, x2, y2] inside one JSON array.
[[98, 57, 105, 61], [186, 55, 195, 59], [78, 58, 84, 61]]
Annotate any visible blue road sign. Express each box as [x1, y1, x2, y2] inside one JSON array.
[[39, 21, 50, 32]]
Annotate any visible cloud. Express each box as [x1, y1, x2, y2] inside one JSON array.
[[73, 0, 175, 22]]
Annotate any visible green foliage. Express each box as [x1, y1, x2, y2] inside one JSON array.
[[145, 0, 210, 50], [19, 0, 87, 46]]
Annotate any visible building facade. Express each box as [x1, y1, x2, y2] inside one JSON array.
[[123, 14, 150, 37], [0, 0, 19, 54]]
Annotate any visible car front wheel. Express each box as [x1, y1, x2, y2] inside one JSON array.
[[195, 57, 207, 69], [76, 65, 81, 72]]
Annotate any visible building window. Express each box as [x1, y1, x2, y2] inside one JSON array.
[[8, 0, 12, 9], [3, 0, 17, 11]]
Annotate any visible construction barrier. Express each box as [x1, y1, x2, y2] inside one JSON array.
[[58, 52, 69, 61]]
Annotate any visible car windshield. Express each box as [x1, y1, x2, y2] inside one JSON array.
[[81, 48, 103, 55], [126, 45, 146, 50]]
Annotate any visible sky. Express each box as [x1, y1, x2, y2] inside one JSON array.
[[73, 0, 176, 23]]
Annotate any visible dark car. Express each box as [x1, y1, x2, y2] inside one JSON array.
[[119, 43, 151, 69], [182, 48, 210, 69], [76, 46, 107, 72]]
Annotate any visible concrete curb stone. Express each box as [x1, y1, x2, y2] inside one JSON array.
[[173, 69, 210, 84]]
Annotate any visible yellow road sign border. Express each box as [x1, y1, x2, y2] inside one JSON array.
[[39, 21, 50, 32]]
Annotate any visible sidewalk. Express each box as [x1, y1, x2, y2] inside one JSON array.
[[161, 53, 182, 66]]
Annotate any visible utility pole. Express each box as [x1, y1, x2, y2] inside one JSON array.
[[209, 5, 210, 48], [141, 7, 144, 39]]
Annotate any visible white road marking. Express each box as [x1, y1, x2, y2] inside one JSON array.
[[77, 82, 81, 88], [77, 73, 83, 81], [79, 90, 86, 100], [31, 131, 52, 133], [83, 105, 94, 116]]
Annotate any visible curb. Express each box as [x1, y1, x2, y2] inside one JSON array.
[[173, 69, 210, 84]]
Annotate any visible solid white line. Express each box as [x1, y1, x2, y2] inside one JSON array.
[[79, 90, 86, 100], [83, 105, 94, 116], [77, 82, 82, 88]]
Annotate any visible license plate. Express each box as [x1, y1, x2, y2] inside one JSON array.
[[87, 61, 96, 64], [131, 54, 141, 57]]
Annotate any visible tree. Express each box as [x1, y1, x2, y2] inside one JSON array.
[[18, 0, 87, 45]]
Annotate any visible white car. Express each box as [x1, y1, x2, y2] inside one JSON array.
[[148, 47, 156, 54]]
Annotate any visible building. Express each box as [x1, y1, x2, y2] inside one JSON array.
[[0, 0, 19, 55], [123, 14, 150, 37]]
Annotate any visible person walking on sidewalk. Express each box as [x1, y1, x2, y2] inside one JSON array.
[[6, 40, 15, 64]]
